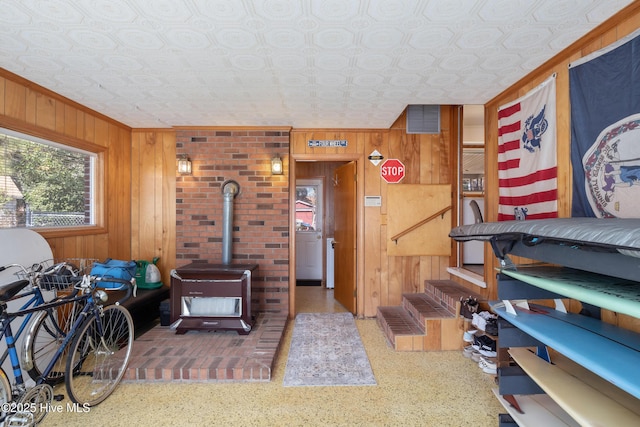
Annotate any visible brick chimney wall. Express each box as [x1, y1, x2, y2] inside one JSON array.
[[176, 129, 290, 314]]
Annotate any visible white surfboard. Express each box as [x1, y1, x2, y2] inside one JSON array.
[[0, 228, 52, 285], [509, 347, 640, 427], [492, 388, 579, 427]]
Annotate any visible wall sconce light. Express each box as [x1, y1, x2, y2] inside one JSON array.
[[177, 154, 192, 175], [271, 155, 283, 175]]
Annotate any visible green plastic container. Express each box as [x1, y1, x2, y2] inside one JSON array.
[[135, 257, 163, 289]]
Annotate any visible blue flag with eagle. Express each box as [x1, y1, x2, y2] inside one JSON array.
[[497, 75, 557, 221], [569, 30, 640, 218]]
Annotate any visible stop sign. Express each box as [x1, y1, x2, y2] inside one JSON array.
[[380, 159, 405, 183]]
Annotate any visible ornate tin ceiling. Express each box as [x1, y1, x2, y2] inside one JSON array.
[[0, 0, 633, 128]]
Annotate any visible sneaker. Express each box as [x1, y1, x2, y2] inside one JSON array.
[[472, 334, 495, 349], [478, 347, 497, 357], [463, 329, 477, 342], [478, 311, 497, 321], [471, 313, 486, 331], [460, 297, 479, 319], [478, 356, 496, 368], [471, 351, 482, 362], [485, 318, 498, 336], [478, 357, 497, 374], [462, 345, 475, 358], [472, 335, 497, 357], [478, 334, 496, 348], [482, 364, 497, 375]]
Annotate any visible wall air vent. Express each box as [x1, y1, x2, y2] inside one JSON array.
[[406, 105, 440, 134]]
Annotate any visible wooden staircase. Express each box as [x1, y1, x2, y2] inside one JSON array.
[[376, 280, 485, 351]]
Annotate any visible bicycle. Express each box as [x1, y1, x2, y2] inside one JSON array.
[[0, 262, 85, 385], [0, 273, 135, 426]]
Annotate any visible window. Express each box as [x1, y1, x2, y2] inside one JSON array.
[[0, 128, 97, 229], [295, 184, 319, 231]]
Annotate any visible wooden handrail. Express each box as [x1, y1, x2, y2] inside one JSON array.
[[390, 205, 452, 243]]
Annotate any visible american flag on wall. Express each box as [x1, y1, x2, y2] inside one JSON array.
[[497, 75, 557, 221]]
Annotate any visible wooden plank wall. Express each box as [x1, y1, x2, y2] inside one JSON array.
[[0, 68, 132, 264], [291, 106, 458, 317], [131, 130, 176, 286], [483, 4, 640, 333]]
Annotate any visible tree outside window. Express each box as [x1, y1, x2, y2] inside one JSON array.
[[0, 130, 95, 228]]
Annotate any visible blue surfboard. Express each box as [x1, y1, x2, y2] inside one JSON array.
[[490, 301, 640, 400]]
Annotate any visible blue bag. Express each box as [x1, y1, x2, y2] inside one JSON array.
[[90, 259, 136, 289]]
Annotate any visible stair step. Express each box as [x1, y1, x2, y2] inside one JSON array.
[[377, 306, 424, 336], [403, 293, 454, 331], [424, 279, 485, 316], [376, 306, 424, 351], [376, 280, 487, 352]]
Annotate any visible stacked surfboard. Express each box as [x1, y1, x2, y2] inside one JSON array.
[[449, 219, 640, 426]]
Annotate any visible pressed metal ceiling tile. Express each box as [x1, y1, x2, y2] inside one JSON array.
[[0, 0, 634, 128]]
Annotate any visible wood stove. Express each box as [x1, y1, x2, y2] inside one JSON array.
[[170, 263, 258, 335]]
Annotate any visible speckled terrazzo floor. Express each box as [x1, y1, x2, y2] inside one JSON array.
[[40, 287, 503, 427]]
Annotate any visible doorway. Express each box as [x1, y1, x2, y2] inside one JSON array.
[[295, 178, 324, 284], [448, 105, 487, 288], [460, 105, 485, 275], [290, 158, 361, 317]]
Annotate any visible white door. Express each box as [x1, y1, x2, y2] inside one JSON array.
[[295, 179, 323, 280]]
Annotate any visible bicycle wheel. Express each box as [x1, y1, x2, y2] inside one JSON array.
[[65, 304, 134, 406], [24, 301, 83, 384], [0, 368, 11, 424]]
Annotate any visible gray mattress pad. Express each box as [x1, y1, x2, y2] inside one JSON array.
[[449, 218, 640, 253]]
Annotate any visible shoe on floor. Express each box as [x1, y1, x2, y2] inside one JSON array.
[[482, 365, 497, 375], [462, 345, 475, 358], [478, 357, 496, 369], [478, 357, 497, 374]]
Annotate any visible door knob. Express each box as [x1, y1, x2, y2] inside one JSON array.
[[332, 241, 338, 248]]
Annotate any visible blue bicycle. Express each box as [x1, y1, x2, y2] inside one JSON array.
[[0, 262, 84, 385], [0, 273, 134, 426]]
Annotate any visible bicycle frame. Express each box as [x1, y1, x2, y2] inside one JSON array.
[[0, 290, 93, 387], [0, 263, 62, 370], [31, 295, 98, 386], [3, 272, 133, 383], [0, 289, 88, 426], [0, 286, 48, 367]]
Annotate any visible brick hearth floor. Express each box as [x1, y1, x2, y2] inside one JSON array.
[[123, 313, 287, 382]]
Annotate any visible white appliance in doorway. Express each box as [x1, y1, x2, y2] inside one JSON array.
[[295, 179, 324, 281], [326, 238, 334, 289]]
